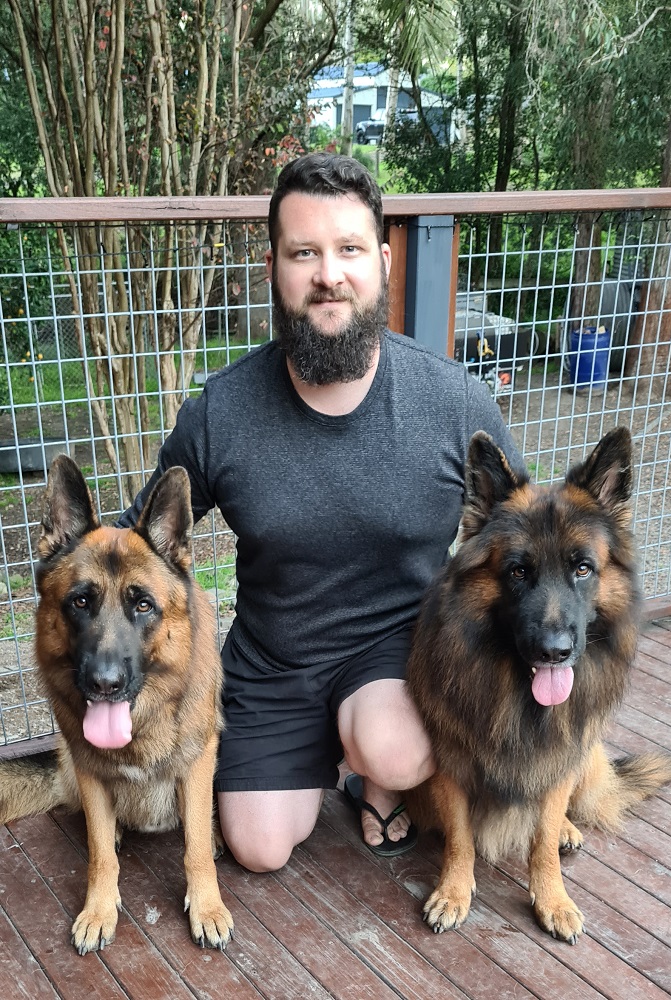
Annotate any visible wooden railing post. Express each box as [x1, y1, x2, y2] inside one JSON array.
[[386, 219, 407, 335]]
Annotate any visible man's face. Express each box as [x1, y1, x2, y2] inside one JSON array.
[[266, 191, 392, 384]]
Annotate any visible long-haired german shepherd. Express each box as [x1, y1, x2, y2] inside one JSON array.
[[0, 456, 234, 954], [407, 427, 671, 944]]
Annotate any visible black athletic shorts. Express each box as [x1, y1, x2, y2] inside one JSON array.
[[214, 623, 414, 793]]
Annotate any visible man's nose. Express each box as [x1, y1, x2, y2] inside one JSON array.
[[314, 252, 345, 287]]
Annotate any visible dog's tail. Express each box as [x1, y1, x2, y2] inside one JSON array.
[[0, 751, 70, 825], [569, 743, 671, 831]]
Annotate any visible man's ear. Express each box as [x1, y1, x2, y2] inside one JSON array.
[[265, 248, 273, 283], [381, 242, 392, 281]]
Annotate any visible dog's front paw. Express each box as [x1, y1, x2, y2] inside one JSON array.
[[422, 881, 475, 933], [532, 892, 585, 944], [559, 816, 584, 853], [211, 822, 226, 861], [185, 886, 234, 950], [71, 897, 121, 955]]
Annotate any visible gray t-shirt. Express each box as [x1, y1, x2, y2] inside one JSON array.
[[119, 330, 522, 669]]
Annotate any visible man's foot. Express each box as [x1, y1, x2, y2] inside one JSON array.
[[343, 773, 418, 856], [360, 778, 411, 847]]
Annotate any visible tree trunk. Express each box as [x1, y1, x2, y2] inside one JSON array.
[[340, 2, 355, 156], [570, 215, 606, 327], [385, 63, 400, 137], [490, 7, 525, 262]]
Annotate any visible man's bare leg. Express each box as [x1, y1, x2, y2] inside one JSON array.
[[218, 788, 324, 872], [338, 678, 434, 848]]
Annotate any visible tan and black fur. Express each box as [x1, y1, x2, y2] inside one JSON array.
[[0, 456, 233, 954], [407, 427, 671, 944]]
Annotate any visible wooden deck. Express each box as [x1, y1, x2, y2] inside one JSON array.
[[1, 620, 670, 1000]]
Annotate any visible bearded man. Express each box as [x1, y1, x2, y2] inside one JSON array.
[[120, 153, 521, 869]]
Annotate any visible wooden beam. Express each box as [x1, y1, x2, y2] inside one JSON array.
[[0, 733, 59, 761], [386, 221, 407, 335], [641, 596, 671, 621], [2, 188, 671, 224], [446, 221, 460, 359]]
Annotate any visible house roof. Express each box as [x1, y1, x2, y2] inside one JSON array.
[[314, 62, 385, 81], [308, 86, 343, 100]]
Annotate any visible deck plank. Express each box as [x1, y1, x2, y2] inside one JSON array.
[[0, 626, 669, 1000], [52, 811, 264, 1000], [57, 812, 328, 1000], [0, 822, 128, 1000], [408, 823, 670, 1000], [0, 904, 60, 1000], [7, 813, 203, 1000], [319, 793, 605, 1000]]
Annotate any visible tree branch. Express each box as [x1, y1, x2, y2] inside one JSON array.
[[249, 0, 287, 48]]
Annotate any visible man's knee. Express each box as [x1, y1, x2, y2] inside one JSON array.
[[339, 677, 434, 787], [343, 720, 435, 789], [223, 827, 295, 873], [216, 788, 322, 872], [359, 738, 433, 790]]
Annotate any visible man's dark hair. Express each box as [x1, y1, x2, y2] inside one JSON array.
[[268, 153, 384, 252]]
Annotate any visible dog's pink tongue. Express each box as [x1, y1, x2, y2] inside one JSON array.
[[532, 666, 574, 707], [83, 701, 132, 749]]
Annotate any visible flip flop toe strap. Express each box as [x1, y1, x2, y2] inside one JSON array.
[[360, 798, 408, 835]]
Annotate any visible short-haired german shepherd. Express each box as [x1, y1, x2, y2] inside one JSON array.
[[407, 427, 671, 944], [0, 456, 234, 954]]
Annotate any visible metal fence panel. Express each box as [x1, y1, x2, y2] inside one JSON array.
[[0, 207, 669, 750]]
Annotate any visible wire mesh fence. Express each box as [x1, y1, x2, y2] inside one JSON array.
[[454, 209, 671, 606], [0, 202, 669, 749]]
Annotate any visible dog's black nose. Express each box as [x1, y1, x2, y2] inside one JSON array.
[[87, 662, 128, 697], [538, 633, 574, 663]]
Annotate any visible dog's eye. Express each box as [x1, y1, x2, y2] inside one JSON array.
[[575, 563, 592, 578], [136, 598, 153, 613], [511, 566, 526, 580], [72, 595, 88, 610]]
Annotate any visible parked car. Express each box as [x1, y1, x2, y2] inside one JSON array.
[[394, 106, 453, 146], [355, 109, 385, 145]]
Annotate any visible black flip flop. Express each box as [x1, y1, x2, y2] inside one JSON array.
[[343, 772, 418, 857]]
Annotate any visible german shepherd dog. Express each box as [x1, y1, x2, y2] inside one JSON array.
[[0, 456, 234, 954], [407, 427, 671, 944]]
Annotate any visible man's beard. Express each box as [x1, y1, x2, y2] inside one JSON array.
[[272, 270, 388, 386]]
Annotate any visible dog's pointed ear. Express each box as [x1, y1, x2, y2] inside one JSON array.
[[565, 427, 633, 527], [460, 432, 527, 539], [38, 455, 99, 559], [134, 467, 193, 572]]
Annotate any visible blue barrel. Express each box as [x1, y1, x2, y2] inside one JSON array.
[[569, 327, 611, 391]]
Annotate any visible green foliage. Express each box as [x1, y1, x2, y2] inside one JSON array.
[[523, 0, 671, 189], [383, 106, 455, 193], [0, 610, 33, 639], [381, 0, 671, 195], [194, 562, 237, 598], [356, 1, 455, 78], [351, 146, 376, 172], [309, 122, 339, 151], [0, 6, 45, 196]]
